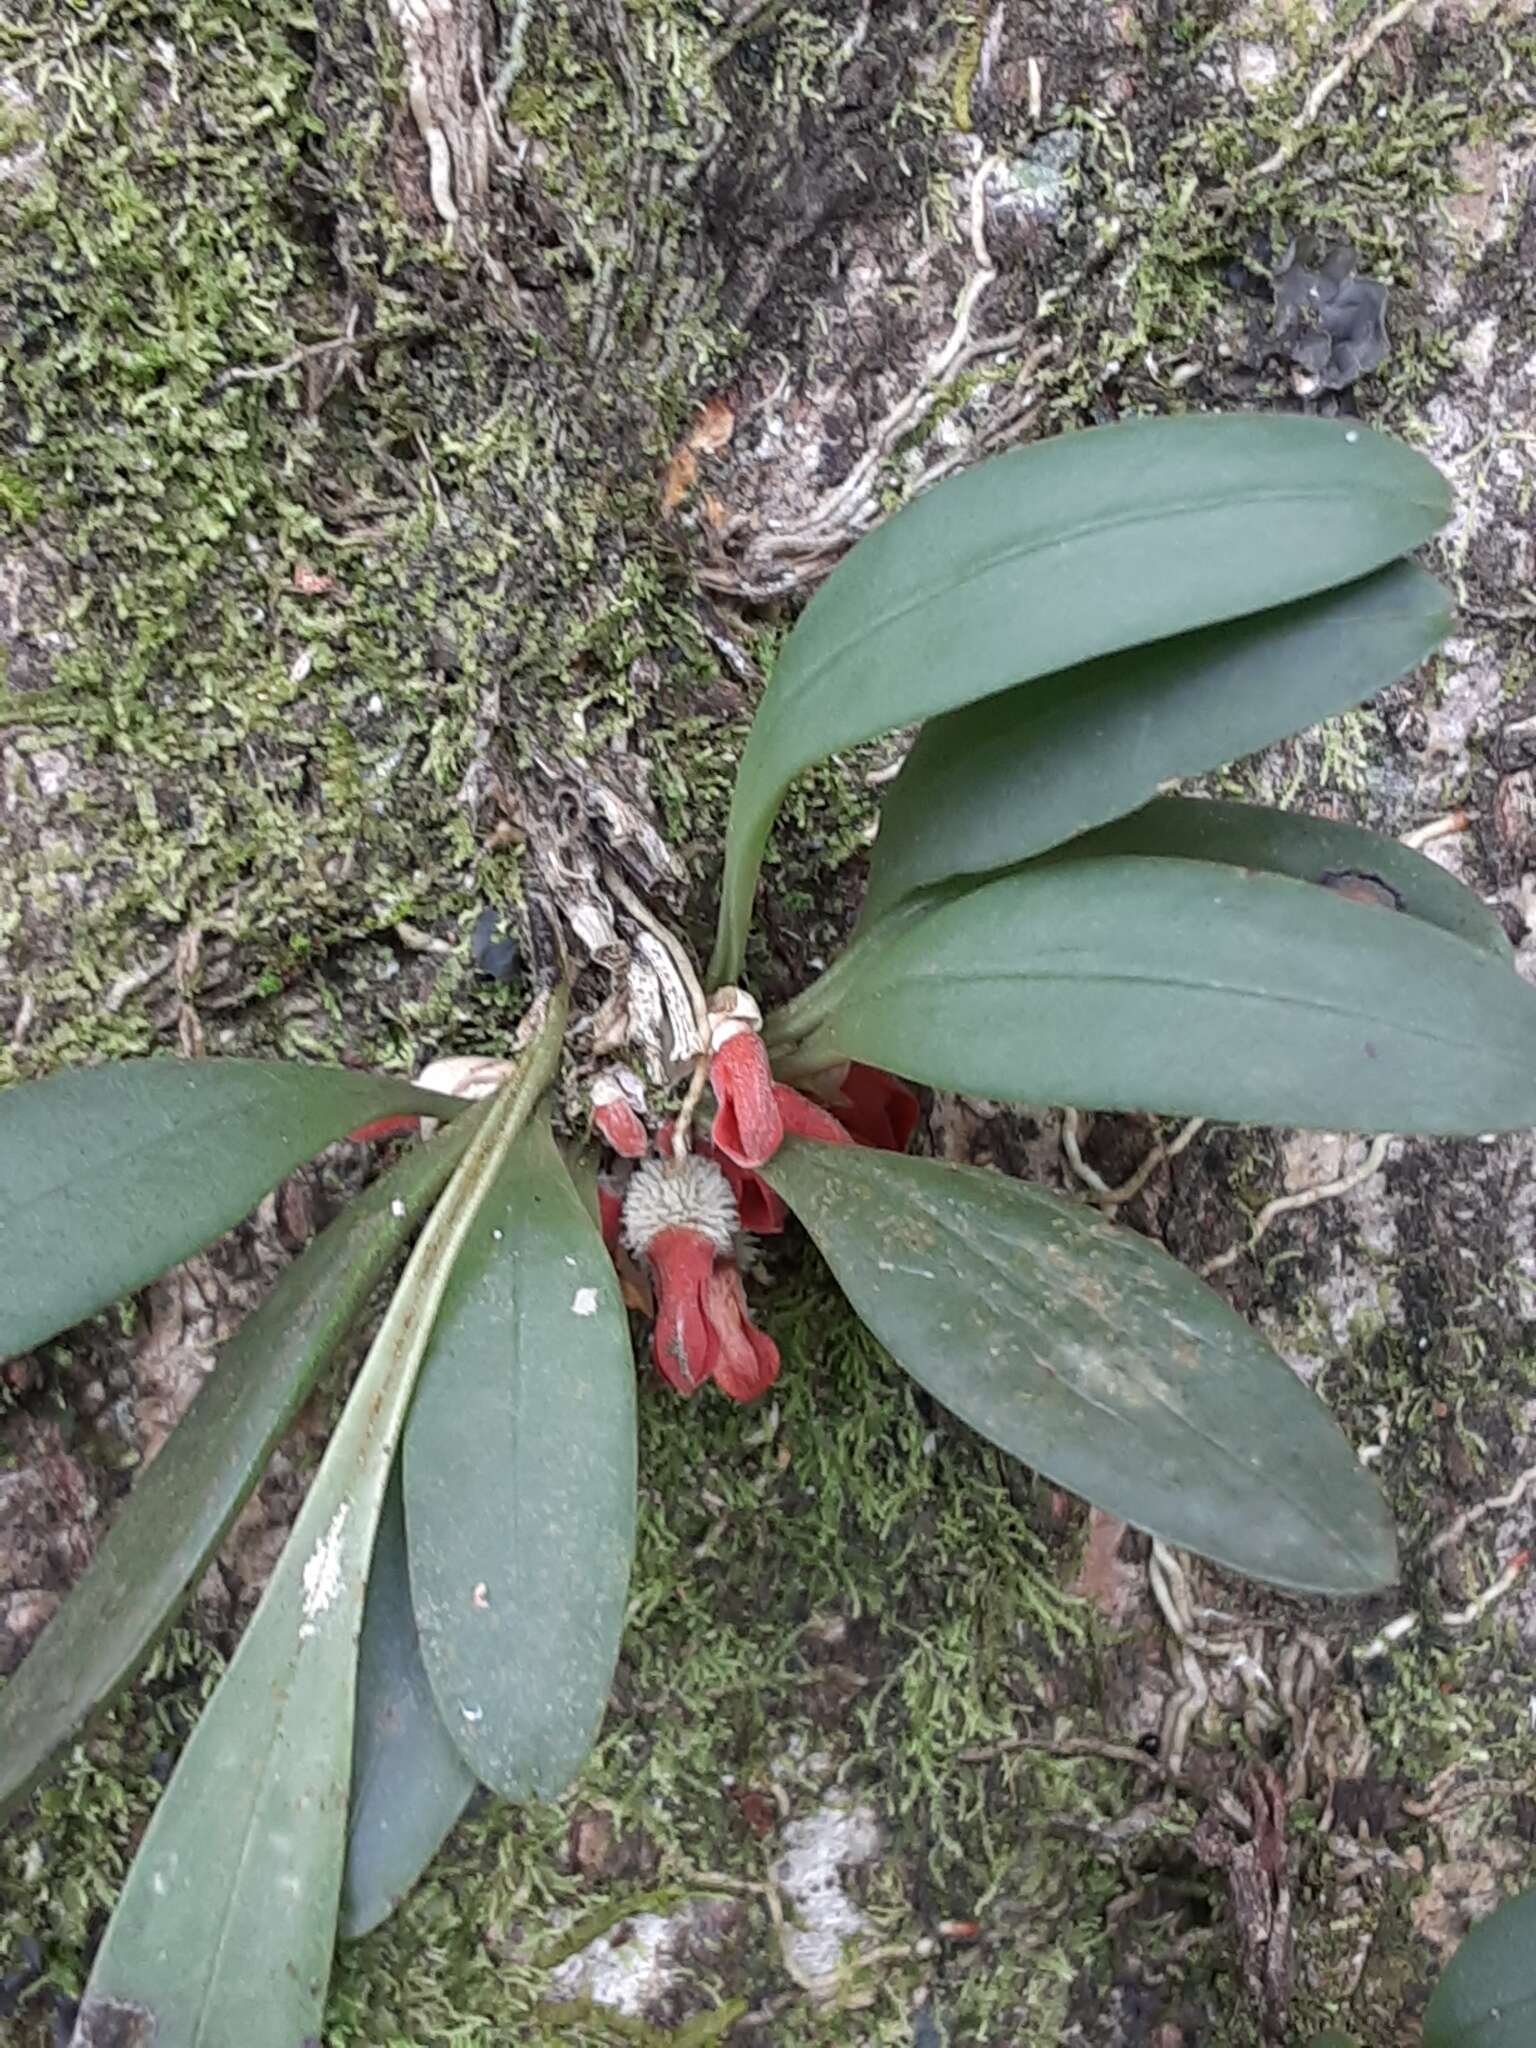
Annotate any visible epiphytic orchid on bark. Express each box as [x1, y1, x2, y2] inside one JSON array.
[[9, 416, 1485, 2030]]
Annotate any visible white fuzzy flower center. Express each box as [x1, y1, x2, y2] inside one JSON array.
[[622, 1154, 738, 1256]]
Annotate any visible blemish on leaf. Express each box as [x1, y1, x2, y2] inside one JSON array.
[[572, 1286, 600, 1316], [70, 1998, 156, 2047], [300, 1503, 351, 1622]]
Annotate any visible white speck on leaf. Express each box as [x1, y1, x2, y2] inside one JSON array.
[[390, 1198, 406, 1219], [462, 1704, 484, 1723], [493, 1228, 503, 1242], [301, 1504, 350, 1622], [572, 1287, 600, 1316]]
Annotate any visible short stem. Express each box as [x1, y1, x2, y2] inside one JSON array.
[[672, 1053, 709, 1160], [764, 890, 938, 1053], [769, 1031, 844, 1088]]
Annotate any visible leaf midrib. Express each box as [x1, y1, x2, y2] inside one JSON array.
[[192, 1682, 292, 2046], [759, 480, 1439, 756], [854, 962, 1504, 1061]]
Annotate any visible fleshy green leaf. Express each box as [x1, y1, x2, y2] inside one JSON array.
[[69, 997, 564, 2048], [0, 1113, 477, 1823], [860, 561, 1450, 920], [1040, 796, 1508, 958], [0, 1057, 459, 1361], [1423, 1887, 1536, 2048], [711, 414, 1450, 984], [405, 1108, 635, 1799], [774, 856, 1536, 1136], [339, 1468, 475, 1941], [760, 1140, 1395, 1592]]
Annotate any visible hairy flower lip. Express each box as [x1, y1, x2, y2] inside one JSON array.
[[622, 1153, 739, 1258]]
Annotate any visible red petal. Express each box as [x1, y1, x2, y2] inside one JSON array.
[[594, 1097, 649, 1159], [709, 1144, 786, 1234], [347, 1114, 421, 1145], [829, 1064, 920, 1152], [772, 1084, 855, 1146], [705, 1261, 780, 1402], [646, 1227, 718, 1395], [732, 1167, 788, 1235], [709, 1032, 784, 1168]]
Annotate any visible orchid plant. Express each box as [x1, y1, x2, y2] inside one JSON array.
[[5, 413, 1536, 2046]]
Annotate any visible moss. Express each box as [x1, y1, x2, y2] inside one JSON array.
[[0, 0, 753, 1087]]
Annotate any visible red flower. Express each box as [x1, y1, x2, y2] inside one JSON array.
[[591, 1067, 650, 1160], [346, 1113, 421, 1145], [674, 1085, 854, 1237], [704, 1260, 780, 1402], [622, 1154, 737, 1395], [645, 1225, 721, 1395], [708, 1021, 782, 1168], [621, 1154, 779, 1402], [814, 1063, 919, 1152]]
